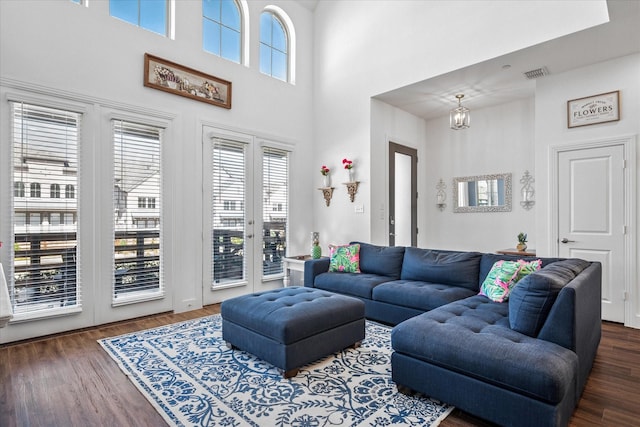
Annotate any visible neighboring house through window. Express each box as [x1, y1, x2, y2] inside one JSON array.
[[14, 181, 25, 197], [30, 182, 41, 198], [51, 183, 61, 198], [65, 184, 75, 199]]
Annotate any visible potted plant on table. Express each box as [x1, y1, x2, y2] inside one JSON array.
[[517, 232, 528, 252]]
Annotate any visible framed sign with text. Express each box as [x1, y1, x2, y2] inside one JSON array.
[[567, 91, 619, 128]]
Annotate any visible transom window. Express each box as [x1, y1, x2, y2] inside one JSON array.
[[260, 11, 288, 81], [110, 0, 169, 36], [203, 0, 241, 63]]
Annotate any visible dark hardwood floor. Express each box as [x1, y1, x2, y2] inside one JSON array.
[[1, 306, 639, 426]]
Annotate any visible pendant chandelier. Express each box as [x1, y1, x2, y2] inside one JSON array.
[[450, 94, 470, 130]]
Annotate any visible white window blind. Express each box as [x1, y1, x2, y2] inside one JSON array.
[[112, 120, 163, 303], [262, 146, 288, 276], [10, 102, 81, 315], [211, 139, 246, 286]]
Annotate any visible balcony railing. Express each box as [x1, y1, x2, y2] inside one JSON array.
[[12, 229, 161, 311]]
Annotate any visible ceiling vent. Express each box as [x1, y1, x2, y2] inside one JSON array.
[[523, 67, 549, 79]]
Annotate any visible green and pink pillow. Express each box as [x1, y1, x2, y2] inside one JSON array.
[[479, 259, 542, 302], [328, 243, 361, 273]]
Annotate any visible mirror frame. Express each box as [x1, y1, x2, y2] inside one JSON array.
[[453, 173, 512, 213]]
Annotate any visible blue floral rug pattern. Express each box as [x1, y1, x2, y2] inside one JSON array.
[[99, 314, 453, 427]]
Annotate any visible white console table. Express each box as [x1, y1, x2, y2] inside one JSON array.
[[283, 255, 329, 287], [282, 255, 311, 287]]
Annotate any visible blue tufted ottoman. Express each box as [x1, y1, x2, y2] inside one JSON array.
[[221, 286, 365, 378]]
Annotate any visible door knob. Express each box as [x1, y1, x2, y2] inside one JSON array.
[[561, 238, 575, 244]]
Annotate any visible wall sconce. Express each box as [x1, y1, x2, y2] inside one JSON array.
[[520, 170, 535, 210], [436, 179, 447, 211], [319, 187, 334, 206]]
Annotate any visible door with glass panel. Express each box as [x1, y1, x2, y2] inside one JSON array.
[[202, 128, 289, 304]]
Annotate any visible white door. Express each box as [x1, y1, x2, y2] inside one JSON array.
[[202, 127, 289, 305], [557, 144, 625, 322]]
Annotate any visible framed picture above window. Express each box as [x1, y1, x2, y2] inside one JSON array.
[[567, 91, 620, 128], [144, 53, 232, 109]]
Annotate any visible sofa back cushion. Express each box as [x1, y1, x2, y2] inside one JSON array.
[[351, 242, 405, 278], [400, 247, 482, 290], [509, 259, 591, 337]]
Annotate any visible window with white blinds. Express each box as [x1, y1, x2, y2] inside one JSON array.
[[10, 102, 81, 315], [112, 120, 163, 303], [211, 139, 246, 285], [262, 147, 288, 276]]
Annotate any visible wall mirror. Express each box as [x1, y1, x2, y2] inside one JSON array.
[[453, 173, 512, 213]]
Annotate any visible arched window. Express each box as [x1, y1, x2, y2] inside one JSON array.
[[51, 183, 61, 198], [203, 0, 242, 63], [260, 11, 288, 81], [30, 182, 41, 198]]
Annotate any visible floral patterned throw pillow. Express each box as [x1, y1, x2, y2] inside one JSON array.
[[328, 244, 361, 273], [516, 259, 542, 281], [479, 260, 521, 303]]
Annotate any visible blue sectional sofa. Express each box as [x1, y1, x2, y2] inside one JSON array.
[[303, 242, 602, 427]]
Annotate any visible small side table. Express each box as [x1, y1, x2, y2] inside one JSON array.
[[282, 255, 315, 287], [496, 248, 536, 257]]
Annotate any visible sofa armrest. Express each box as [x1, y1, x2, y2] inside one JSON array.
[[304, 258, 330, 287], [538, 261, 601, 399]]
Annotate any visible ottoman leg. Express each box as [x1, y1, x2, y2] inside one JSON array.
[[225, 342, 236, 350], [351, 341, 362, 349], [282, 368, 299, 379]]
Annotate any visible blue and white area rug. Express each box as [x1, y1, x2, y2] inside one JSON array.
[[99, 314, 453, 427]]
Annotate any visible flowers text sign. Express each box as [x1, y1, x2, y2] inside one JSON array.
[[567, 91, 619, 128]]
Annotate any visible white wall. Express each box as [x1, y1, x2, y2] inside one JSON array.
[[312, 0, 609, 246], [423, 98, 536, 252], [0, 0, 314, 340], [534, 53, 640, 327], [370, 99, 427, 245]]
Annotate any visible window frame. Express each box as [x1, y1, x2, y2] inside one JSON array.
[[259, 6, 296, 84], [109, 0, 174, 38], [111, 118, 165, 306], [8, 100, 83, 320], [202, 0, 243, 64]]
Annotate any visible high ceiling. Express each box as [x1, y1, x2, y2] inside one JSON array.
[[374, 1, 640, 121]]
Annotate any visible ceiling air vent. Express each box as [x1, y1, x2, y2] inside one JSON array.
[[523, 67, 549, 79]]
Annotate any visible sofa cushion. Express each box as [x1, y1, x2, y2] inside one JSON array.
[[479, 260, 521, 302], [373, 280, 477, 311], [391, 296, 579, 404], [328, 243, 360, 273], [313, 272, 392, 299], [509, 259, 591, 337], [352, 242, 405, 278], [400, 248, 482, 291], [479, 253, 561, 287]]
